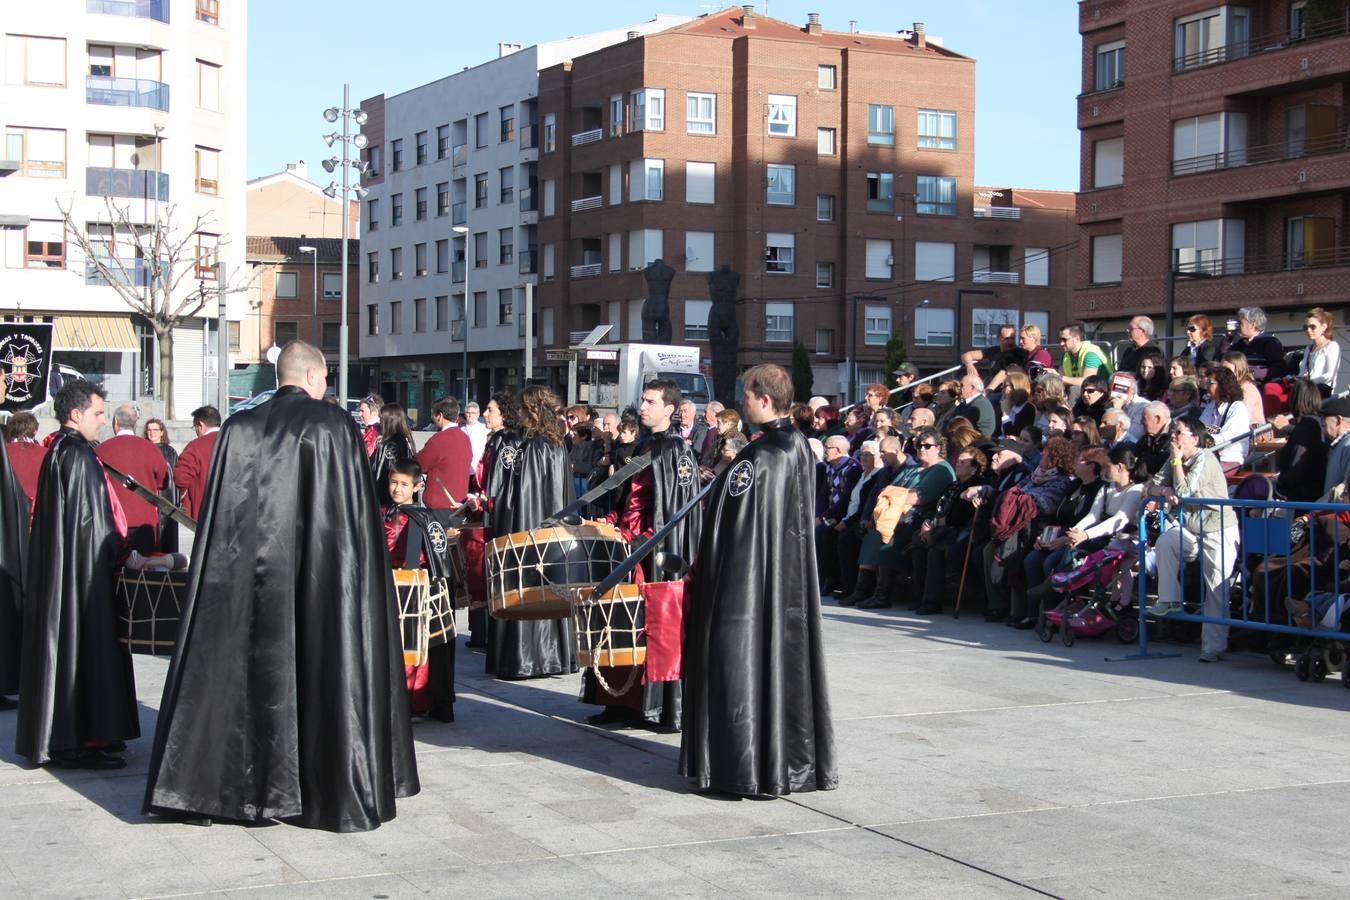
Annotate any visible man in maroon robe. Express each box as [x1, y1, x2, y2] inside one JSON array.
[[174, 406, 220, 521], [94, 404, 168, 553], [416, 397, 471, 509]]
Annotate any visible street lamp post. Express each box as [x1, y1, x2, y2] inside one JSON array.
[[298, 245, 317, 336], [321, 84, 370, 407], [452, 223, 471, 407]]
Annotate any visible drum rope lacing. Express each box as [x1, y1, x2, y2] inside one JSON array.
[[575, 591, 642, 696]]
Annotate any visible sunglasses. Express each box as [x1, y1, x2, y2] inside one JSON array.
[[1305, 323, 1320, 330], [1082, 387, 1102, 394], [1185, 325, 1198, 332], [1171, 430, 1195, 439], [916, 442, 940, 450]]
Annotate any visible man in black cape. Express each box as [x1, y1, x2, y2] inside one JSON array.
[[0, 438, 29, 710], [144, 341, 418, 831], [582, 378, 700, 730], [681, 363, 837, 797], [15, 381, 138, 769]]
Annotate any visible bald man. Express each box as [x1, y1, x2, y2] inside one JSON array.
[[145, 340, 419, 832], [94, 403, 168, 552]]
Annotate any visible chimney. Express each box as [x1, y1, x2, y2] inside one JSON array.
[[848, 19, 858, 33], [741, 5, 755, 28], [286, 160, 308, 180], [497, 42, 522, 58], [913, 21, 926, 50], [806, 12, 822, 35], [627, 30, 639, 40]]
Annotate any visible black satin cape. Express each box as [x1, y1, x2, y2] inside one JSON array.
[[15, 429, 138, 763], [0, 439, 28, 696], [371, 433, 415, 505], [485, 434, 577, 680], [143, 386, 419, 832], [470, 429, 519, 644], [679, 417, 837, 796]]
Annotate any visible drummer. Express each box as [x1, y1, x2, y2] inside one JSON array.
[[384, 460, 456, 723], [582, 379, 702, 731]]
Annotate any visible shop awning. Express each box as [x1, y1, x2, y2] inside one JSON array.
[[53, 314, 139, 353]]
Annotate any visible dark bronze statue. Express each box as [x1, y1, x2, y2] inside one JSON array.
[[642, 258, 675, 343], [707, 264, 740, 408]]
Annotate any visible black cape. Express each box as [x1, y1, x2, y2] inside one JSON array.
[[144, 386, 419, 832], [372, 433, 415, 505], [0, 439, 28, 696], [15, 429, 139, 763], [469, 429, 519, 646], [680, 417, 837, 796], [485, 434, 577, 680]]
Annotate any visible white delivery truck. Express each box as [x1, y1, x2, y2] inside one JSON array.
[[565, 342, 713, 416]]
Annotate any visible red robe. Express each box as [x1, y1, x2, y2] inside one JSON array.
[[416, 427, 471, 508], [173, 430, 218, 521], [94, 434, 168, 536], [5, 440, 46, 515]]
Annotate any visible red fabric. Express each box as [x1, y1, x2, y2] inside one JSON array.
[[102, 472, 130, 540], [1261, 381, 1289, 418], [460, 526, 487, 607], [613, 468, 654, 544], [5, 440, 46, 515], [642, 579, 686, 683], [363, 424, 378, 458], [94, 434, 168, 532], [989, 486, 1038, 542], [173, 430, 218, 520], [416, 427, 472, 508], [404, 662, 431, 714]]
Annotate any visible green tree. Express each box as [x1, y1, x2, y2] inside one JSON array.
[[790, 339, 813, 402], [884, 334, 907, 380]]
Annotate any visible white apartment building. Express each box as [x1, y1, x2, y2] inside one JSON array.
[[0, 0, 247, 416], [356, 15, 688, 420]]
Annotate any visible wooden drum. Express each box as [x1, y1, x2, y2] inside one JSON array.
[[394, 568, 432, 666], [117, 568, 189, 656], [486, 521, 630, 620], [574, 583, 645, 668], [444, 528, 471, 611]]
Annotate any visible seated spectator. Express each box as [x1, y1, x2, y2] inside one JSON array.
[[863, 382, 891, 414], [816, 435, 862, 595], [1099, 408, 1131, 450], [1167, 377, 1202, 421], [1044, 405, 1072, 439], [1219, 351, 1267, 427], [954, 374, 997, 437], [790, 402, 816, 438], [1200, 367, 1251, 473], [1322, 395, 1350, 496], [947, 420, 983, 458], [1297, 307, 1339, 396], [932, 380, 961, 429], [1135, 401, 1173, 475], [1032, 370, 1067, 427], [807, 396, 831, 414], [568, 422, 606, 502], [813, 405, 844, 439], [1169, 355, 1197, 382], [998, 369, 1036, 439], [1184, 314, 1223, 367], [836, 440, 884, 598], [905, 406, 936, 437], [911, 446, 990, 615], [840, 436, 907, 606], [871, 407, 900, 447], [1017, 323, 1055, 383], [1108, 371, 1149, 441], [1072, 375, 1110, 424], [1117, 316, 1161, 378], [910, 383, 935, 413], [963, 324, 1024, 390], [1069, 416, 1101, 450], [1270, 378, 1328, 502], [844, 405, 875, 454], [1018, 425, 1044, 471], [1229, 306, 1286, 383], [1058, 324, 1112, 390], [1136, 351, 1169, 401], [892, 363, 920, 393]]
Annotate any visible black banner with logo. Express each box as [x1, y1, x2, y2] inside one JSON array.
[[0, 322, 55, 412]]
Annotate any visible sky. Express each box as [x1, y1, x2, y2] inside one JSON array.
[[247, 1, 1082, 191]]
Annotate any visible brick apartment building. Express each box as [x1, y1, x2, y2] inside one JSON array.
[[1076, 0, 1350, 352], [534, 7, 1075, 402]]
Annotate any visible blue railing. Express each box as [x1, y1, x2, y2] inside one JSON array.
[[86, 166, 169, 201], [86, 75, 170, 112], [86, 0, 169, 22]]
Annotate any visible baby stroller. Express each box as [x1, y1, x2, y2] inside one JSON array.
[[1037, 547, 1139, 647], [1284, 591, 1350, 685]]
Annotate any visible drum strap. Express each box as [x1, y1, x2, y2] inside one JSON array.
[[405, 521, 425, 569]]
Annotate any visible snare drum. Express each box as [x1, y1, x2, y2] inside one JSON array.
[[574, 583, 645, 668], [394, 569, 431, 666], [117, 568, 189, 656], [486, 521, 630, 620]]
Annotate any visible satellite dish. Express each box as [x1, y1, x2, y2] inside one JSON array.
[[265, 345, 282, 366]]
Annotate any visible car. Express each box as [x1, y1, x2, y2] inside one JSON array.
[[228, 389, 276, 414]]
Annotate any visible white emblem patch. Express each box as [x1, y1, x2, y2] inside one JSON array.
[[382, 444, 397, 462], [499, 446, 518, 471], [676, 452, 696, 487], [427, 521, 449, 554], [727, 459, 754, 497]]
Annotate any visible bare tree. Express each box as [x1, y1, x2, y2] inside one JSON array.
[[58, 196, 250, 419]]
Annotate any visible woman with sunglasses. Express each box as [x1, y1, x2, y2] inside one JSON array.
[[1200, 367, 1251, 474], [1184, 314, 1222, 366], [1071, 375, 1110, 425], [1297, 307, 1339, 396]]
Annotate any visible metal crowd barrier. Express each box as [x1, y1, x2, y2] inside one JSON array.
[[840, 364, 960, 414]]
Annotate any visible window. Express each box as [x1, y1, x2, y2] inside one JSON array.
[[765, 233, 794, 274], [609, 95, 624, 136], [391, 139, 403, 172], [868, 105, 895, 146], [5, 34, 66, 86], [414, 297, 427, 332], [686, 92, 715, 134], [1094, 41, 1125, 90], [1024, 247, 1050, 286], [1172, 218, 1244, 275], [915, 307, 955, 346], [543, 243, 555, 279], [473, 232, 487, 266], [543, 179, 555, 216], [435, 296, 448, 331], [768, 94, 796, 136], [500, 105, 515, 142], [195, 233, 219, 278], [196, 0, 219, 25], [917, 109, 957, 150], [391, 192, 403, 225], [766, 164, 794, 205], [816, 262, 834, 288], [609, 233, 622, 272], [817, 127, 836, 155], [322, 322, 340, 350], [1093, 137, 1124, 188], [498, 288, 513, 325], [415, 187, 427, 221], [815, 329, 834, 355], [543, 113, 556, 151], [499, 166, 514, 204], [916, 175, 956, 215], [628, 229, 663, 268], [865, 305, 891, 346], [1172, 112, 1246, 174], [87, 43, 112, 78], [609, 164, 623, 205], [1090, 233, 1123, 284], [915, 241, 956, 282], [194, 146, 220, 194], [436, 239, 449, 274], [972, 309, 1018, 348], [367, 252, 379, 283], [274, 322, 298, 345], [323, 272, 341, 298], [686, 231, 714, 273], [1174, 6, 1249, 71], [765, 302, 794, 342], [275, 271, 298, 299], [686, 161, 715, 204], [866, 172, 894, 213], [631, 158, 664, 201], [1288, 216, 1335, 268], [197, 60, 221, 111], [473, 291, 486, 327], [818, 65, 836, 90], [1290, 0, 1308, 39], [415, 131, 427, 165], [498, 228, 513, 265], [817, 194, 835, 222], [474, 173, 488, 209], [389, 301, 402, 335], [865, 240, 892, 279], [367, 304, 379, 335], [437, 182, 449, 217], [229, 321, 242, 352], [414, 243, 427, 277], [23, 220, 64, 269], [366, 199, 379, 231], [684, 299, 711, 342], [631, 88, 665, 131], [4, 127, 65, 177], [390, 246, 403, 281], [366, 146, 381, 178], [437, 124, 449, 159], [474, 112, 489, 148]]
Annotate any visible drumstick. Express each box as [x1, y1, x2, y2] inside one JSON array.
[[98, 459, 197, 531], [587, 477, 717, 603], [547, 452, 653, 523]]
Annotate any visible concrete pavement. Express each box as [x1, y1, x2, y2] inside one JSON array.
[[1, 603, 1347, 898]]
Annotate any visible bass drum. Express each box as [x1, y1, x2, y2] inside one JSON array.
[[486, 520, 630, 620]]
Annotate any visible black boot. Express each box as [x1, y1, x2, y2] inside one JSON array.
[[839, 569, 876, 607], [858, 568, 895, 609]]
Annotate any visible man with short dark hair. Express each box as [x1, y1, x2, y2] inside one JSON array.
[[173, 405, 221, 521], [417, 396, 471, 508], [16, 381, 138, 769], [95, 403, 168, 553], [681, 363, 836, 797], [963, 324, 1025, 385]]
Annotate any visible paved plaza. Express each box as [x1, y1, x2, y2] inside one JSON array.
[[1, 604, 1347, 899]]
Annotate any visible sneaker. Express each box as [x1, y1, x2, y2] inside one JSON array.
[[1198, 651, 1224, 663], [1147, 601, 1182, 617]]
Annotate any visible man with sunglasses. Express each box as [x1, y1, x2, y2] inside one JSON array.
[[1117, 316, 1160, 378], [1058, 324, 1112, 391]]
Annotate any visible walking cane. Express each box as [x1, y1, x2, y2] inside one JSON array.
[[953, 527, 976, 620]]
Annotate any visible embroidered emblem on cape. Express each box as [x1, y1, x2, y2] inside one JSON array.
[[426, 520, 449, 554], [676, 452, 696, 487], [499, 446, 518, 471], [728, 459, 754, 497], [382, 444, 397, 462]]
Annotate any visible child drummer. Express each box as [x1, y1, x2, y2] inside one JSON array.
[[383, 460, 456, 723]]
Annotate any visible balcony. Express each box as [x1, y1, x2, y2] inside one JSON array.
[[974, 205, 1022, 220], [571, 128, 603, 147], [1171, 245, 1350, 310], [972, 271, 1020, 285], [1174, 14, 1349, 73], [86, 75, 169, 112], [86, 258, 153, 287], [518, 248, 537, 275], [452, 260, 466, 282], [86, 0, 169, 22], [452, 144, 467, 167], [451, 202, 466, 226], [86, 166, 168, 201], [1172, 131, 1348, 177], [571, 195, 603, 213], [570, 262, 601, 279]]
